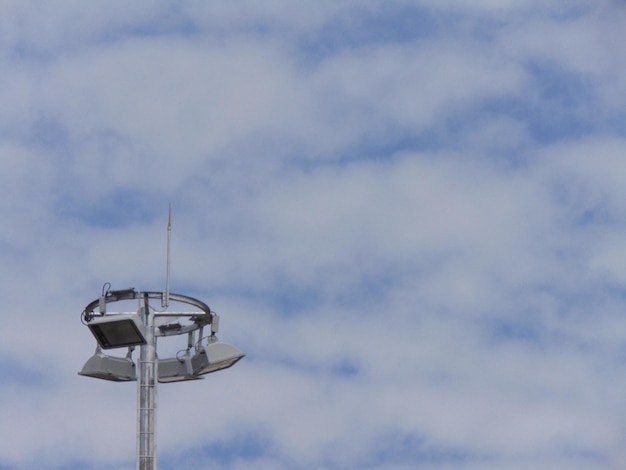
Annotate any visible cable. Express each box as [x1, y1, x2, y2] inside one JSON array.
[[175, 348, 190, 361], [101, 282, 111, 297]]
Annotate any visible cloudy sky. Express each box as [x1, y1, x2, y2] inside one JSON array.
[[2, 1, 626, 469]]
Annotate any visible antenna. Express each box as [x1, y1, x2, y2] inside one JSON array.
[[162, 204, 171, 308]]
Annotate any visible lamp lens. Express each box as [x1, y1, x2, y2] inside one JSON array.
[[90, 319, 145, 349]]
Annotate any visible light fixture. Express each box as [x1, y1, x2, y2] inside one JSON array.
[[79, 284, 245, 469], [191, 337, 245, 376], [87, 313, 147, 349], [78, 346, 136, 382], [158, 351, 204, 383]]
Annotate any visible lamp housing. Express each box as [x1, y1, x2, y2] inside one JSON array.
[[87, 313, 146, 349], [78, 348, 136, 382], [191, 338, 245, 376], [158, 353, 204, 383]]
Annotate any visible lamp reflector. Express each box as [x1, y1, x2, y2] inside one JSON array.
[[158, 353, 204, 383], [78, 349, 136, 382], [87, 313, 146, 349], [191, 340, 245, 376]]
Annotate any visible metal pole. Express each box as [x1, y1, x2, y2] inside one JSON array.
[[138, 294, 157, 470]]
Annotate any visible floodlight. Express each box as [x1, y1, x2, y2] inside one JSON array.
[[79, 347, 136, 382], [80, 285, 244, 468], [87, 313, 146, 349], [158, 352, 204, 383], [191, 338, 245, 376]]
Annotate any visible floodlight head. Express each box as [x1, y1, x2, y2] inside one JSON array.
[[191, 338, 245, 376], [78, 347, 136, 382], [158, 353, 204, 383], [87, 313, 146, 349]]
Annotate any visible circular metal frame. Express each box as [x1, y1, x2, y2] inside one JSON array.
[[82, 288, 215, 337]]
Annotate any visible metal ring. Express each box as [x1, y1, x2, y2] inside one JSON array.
[[83, 289, 212, 317], [82, 289, 215, 337]]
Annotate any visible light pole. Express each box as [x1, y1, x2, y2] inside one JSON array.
[[79, 287, 245, 469]]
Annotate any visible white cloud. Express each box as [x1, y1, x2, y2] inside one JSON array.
[[2, 2, 626, 469]]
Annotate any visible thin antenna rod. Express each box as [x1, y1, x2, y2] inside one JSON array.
[[163, 204, 171, 308]]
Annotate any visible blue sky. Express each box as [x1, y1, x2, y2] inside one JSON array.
[[2, 1, 626, 469]]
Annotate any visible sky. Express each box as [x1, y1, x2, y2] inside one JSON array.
[[1, 1, 626, 469]]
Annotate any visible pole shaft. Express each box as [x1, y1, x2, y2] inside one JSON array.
[[138, 295, 157, 470]]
